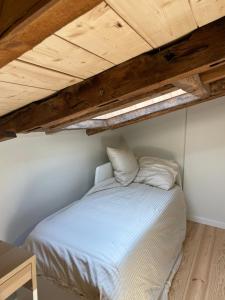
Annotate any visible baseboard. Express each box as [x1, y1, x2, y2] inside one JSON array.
[[188, 216, 225, 229]]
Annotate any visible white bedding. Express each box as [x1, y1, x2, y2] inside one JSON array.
[[24, 178, 186, 300]]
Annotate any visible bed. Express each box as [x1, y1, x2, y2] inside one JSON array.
[[23, 162, 186, 300]]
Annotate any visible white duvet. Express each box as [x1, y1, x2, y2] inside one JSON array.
[[24, 179, 186, 300]]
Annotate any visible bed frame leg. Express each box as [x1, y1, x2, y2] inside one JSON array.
[[32, 289, 38, 300]]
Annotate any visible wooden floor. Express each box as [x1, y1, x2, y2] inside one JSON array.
[[169, 221, 225, 300]]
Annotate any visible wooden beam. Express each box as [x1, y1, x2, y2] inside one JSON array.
[[47, 85, 175, 130], [210, 77, 225, 96], [46, 119, 108, 133], [107, 94, 195, 127], [201, 64, 225, 84], [0, 0, 102, 68], [65, 119, 108, 129], [87, 78, 225, 135], [0, 1, 49, 35], [174, 74, 210, 98], [1, 17, 225, 134], [0, 85, 174, 133], [87, 93, 197, 135], [0, 130, 16, 142]]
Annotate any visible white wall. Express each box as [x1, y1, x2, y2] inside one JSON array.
[[0, 130, 122, 244], [117, 109, 186, 172], [184, 98, 225, 228], [118, 96, 225, 228], [1, 96, 225, 244]]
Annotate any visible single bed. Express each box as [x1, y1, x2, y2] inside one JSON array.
[[23, 162, 186, 300]]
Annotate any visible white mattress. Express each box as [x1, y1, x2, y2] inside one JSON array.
[[24, 179, 186, 300]]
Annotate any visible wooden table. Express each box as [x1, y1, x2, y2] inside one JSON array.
[[0, 241, 37, 300]]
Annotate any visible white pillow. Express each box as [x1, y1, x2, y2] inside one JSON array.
[[106, 147, 139, 186], [134, 156, 180, 190]]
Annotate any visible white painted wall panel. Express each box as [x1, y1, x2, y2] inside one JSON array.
[[118, 96, 225, 228], [0, 131, 122, 243], [184, 97, 225, 227], [118, 110, 186, 174]]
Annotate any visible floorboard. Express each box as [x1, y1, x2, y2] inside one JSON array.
[[169, 221, 225, 300]]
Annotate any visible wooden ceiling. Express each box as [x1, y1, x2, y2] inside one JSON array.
[[0, 0, 225, 117], [0, 0, 225, 140]]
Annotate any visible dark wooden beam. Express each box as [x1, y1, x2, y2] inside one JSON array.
[[1, 17, 225, 135], [0, 130, 16, 142], [210, 77, 225, 96], [0, 0, 50, 36], [87, 93, 197, 135], [174, 74, 210, 98], [201, 64, 225, 84], [0, 85, 174, 133], [47, 85, 175, 130], [0, 0, 102, 68], [87, 78, 225, 135]]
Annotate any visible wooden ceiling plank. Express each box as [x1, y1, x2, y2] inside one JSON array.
[[190, 0, 225, 27], [201, 64, 225, 84], [0, 18, 225, 134], [106, 0, 197, 47], [56, 2, 150, 64], [19, 35, 113, 79], [0, 60, 81, 90], [174, 74, 210, 98], [0, 0, 103, 68], [87, 78, 225, 135], [0, 82, 54, 116]]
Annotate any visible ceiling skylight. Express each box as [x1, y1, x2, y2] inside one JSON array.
[[94, 89, 186, 120]]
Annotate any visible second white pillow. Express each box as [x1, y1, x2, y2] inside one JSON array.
[[134, 156, 180, 190]]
